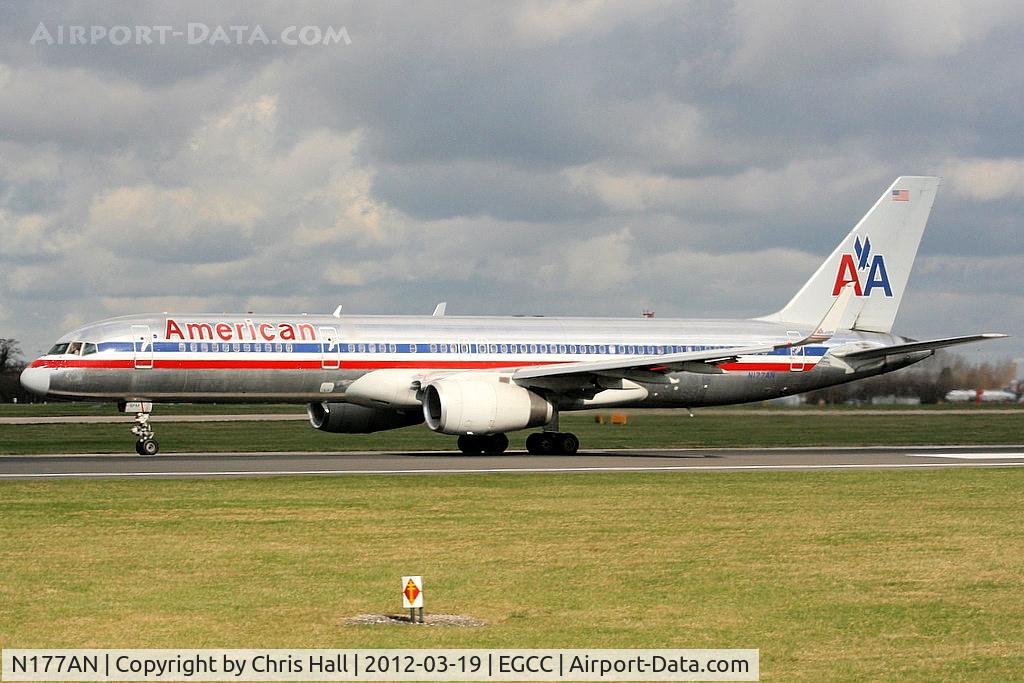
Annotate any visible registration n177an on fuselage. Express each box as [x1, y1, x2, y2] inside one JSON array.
[[21, 177, 1006, 455]]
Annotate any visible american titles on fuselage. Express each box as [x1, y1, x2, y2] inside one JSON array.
[[165, 318, 317, 342]]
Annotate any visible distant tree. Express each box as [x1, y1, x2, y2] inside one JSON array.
[[0, 338, 30, 403], [801, 351, 1018, 405], [0, 338, 23, 372]]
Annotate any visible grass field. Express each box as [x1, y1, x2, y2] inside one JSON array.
[[1, 469, 1022, 680], [0, 411, 1021, 454]]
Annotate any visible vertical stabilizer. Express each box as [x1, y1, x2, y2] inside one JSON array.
[[761, 176, 940, 333]]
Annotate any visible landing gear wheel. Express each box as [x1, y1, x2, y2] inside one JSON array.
[[483, 433, 509, 455], [129, 411, 158, 455], [526, 433, 558, 455], [526, 432, 579, 455], [558, 432, 580, 455], [457, 434, 483, 455], [136, 439, 160, 456]]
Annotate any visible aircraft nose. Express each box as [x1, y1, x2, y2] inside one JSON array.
[[20, 365, 51, 396]]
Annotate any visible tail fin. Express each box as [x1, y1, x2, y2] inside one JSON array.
[[761, 176, 940, 334]]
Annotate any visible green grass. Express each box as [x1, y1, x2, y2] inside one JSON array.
[[1, 470, 1022, 680], [0, 412, 1021, 454]]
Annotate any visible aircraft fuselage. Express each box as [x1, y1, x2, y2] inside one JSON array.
[[24, 312, 917, 408]]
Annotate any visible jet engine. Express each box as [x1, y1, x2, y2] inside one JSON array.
[[307, 402, 424, 433], [422, 378, 553, 435]]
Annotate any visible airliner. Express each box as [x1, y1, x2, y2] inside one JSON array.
[[21, 176, 1005, 455]]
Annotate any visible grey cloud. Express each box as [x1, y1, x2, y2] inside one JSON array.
[[372, 161, 604, 222]]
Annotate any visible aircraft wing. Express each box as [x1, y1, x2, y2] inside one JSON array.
[[513, 342, 786, 383], [514, 284, 856, 384], [832, 333, 1007, 362]]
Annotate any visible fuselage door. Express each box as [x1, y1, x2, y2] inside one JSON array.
[[131, 324, 154, 369], [787, 330, 806, 372], [319, 326, 341, 370]]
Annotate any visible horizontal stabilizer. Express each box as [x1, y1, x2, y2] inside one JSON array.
[[834, 333, 1007, 362]]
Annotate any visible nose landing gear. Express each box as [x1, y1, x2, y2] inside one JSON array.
[[120, 401, 160, 456], [131, 412, 160, 455]]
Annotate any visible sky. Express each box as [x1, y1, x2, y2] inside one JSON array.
[[1, 1, 1022, 366]]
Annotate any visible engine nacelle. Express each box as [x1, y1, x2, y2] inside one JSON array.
[[422, 378, 553, 435], [308, 402, 423, 434]]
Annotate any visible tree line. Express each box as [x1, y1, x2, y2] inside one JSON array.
[[805, 351, 1019, 404]]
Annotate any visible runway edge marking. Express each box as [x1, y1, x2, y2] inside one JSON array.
[[5, 461, 1024, 479]]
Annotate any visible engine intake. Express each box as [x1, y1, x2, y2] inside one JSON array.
[[308, 402, 423, 433], [422, 378, 553, 435]]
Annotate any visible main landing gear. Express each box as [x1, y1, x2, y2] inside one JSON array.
[[525, 431, 579, 455], [454, 409, 579, 456], [457, 433, 509, 455], [525, 405, 579, 455]]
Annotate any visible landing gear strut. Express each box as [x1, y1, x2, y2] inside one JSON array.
[[457, 433, 509, 455], [120, 401, 160, 455], [525, 406, 579, 455], [130, 412, 160, 456]]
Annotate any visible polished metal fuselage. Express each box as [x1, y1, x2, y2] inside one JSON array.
[[29, 313, 920, 409]]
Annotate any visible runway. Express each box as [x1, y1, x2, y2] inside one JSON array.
[[2, 445, 1024, 479]]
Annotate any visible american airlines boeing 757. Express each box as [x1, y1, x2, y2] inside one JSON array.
[[21, 176, 1006, 455]]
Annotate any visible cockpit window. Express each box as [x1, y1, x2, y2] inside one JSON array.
[[67, 341, 83, 355], [48, 343, 70, 355], [82, 343, 98, 355]]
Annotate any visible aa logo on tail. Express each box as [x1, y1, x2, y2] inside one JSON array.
[[832, 236, 892, 297]]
